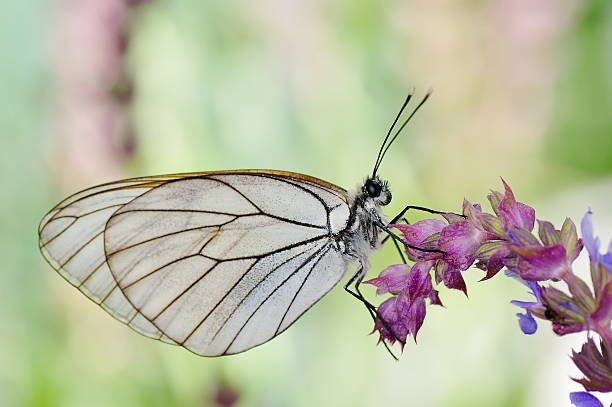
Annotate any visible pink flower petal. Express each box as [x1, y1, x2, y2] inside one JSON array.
[[392, 220, 446, 245], [498, 179, 536, 232], [462, 199, 483, 220], [407, 299, 426, 341], [363, 264, 410, 295], [438, 221, 487, 270], [392, 220, 446, 260], [374, 295, 411, 345], [442, 263, 468, 295], [407, 261, 434, 302], [479, 245, 514, 281], [512, 244, 570, 281], [428, 290, 443, 306]]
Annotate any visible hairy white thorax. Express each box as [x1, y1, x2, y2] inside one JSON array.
[[340, 183, 389, 278]]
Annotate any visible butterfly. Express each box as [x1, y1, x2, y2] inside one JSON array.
[[38, 90, 440, 357]]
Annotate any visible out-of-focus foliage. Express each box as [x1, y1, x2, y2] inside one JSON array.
[[1, 0, 611, 406]]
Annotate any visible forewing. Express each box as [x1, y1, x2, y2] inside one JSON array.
[[105, 173, 349, 356], [39, 171, 350, 356]]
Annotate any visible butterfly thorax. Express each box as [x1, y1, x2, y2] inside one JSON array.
[[337, 176, 391, 273]]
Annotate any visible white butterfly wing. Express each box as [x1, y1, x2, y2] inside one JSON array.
[[39, 171, 351, 356]]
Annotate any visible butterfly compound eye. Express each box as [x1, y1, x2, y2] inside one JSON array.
[[365, 179, 382, 198]]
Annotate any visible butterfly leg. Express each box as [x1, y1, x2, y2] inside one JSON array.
[[382, 205, 464, 245], [343, 265, 378, 319], [388, 204, 451, 224], [376, 221, 445, 255], [390, 238, 407, 264], [344, 264, 402, 360]]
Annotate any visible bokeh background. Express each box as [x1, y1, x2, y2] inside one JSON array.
[[1, 0, 611, 406]]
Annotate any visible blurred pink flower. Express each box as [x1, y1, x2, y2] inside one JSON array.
[[52, 0, 147, 189]]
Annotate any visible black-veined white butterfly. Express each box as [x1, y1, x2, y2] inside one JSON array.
[[38, 90, 440, 357]]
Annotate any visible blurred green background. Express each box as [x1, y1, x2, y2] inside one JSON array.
[[1, 0, 611, 406]]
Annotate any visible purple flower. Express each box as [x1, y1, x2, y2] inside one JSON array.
[[571, 337, 612, 393], [591, 281, 612, 330], [475, 242, 513, 280], [438, 262, 468, 295], [370, 179, 611, 402], [363, 264, 410, 295], [402, 261, 436, 340], [531, 219, 582, 260], [406, 261, 434, 302], [511, 244, 572, 281], [506, 270, 543, 304], [496, 179, 535, 232], [391, 220, 445, 261], [365, 262, 438, 344], [569, 392, 604, 407], [580, 210, 612, 343], [365, 181, 611, 406], [393, 200, 490, 296], [372, 294, 411, 347], [428, 289, 443, 306], [406, 297, 426, 341], [516, 311, 537, 335], [503, 219, 581, 284], [506, 270, 545, 334], [539, 284, 590, 336], [442, 198, 507, 281], [438, 219, 486, 271], [581, 210, 612, 271]]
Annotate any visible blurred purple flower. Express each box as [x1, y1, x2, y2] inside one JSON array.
[[569, 391, 604, 407], [506, 269, 545, 334], [581, 210, 612, 271], [428, 289, 443, 306], [591, 281, 612, 332], [516, 311, 537, 335], [212, 379, 239, 407], [571, 337, 612, 393], [579, 211, 612, 343], [53, 0, 148, 189], [539, 284, 590, 336]]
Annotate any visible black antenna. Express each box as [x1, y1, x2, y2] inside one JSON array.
[[372, 88, 415, 177], [372, 88, 433, 177]]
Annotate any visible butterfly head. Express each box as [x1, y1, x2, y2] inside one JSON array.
[[363, 176, 391, 206]]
